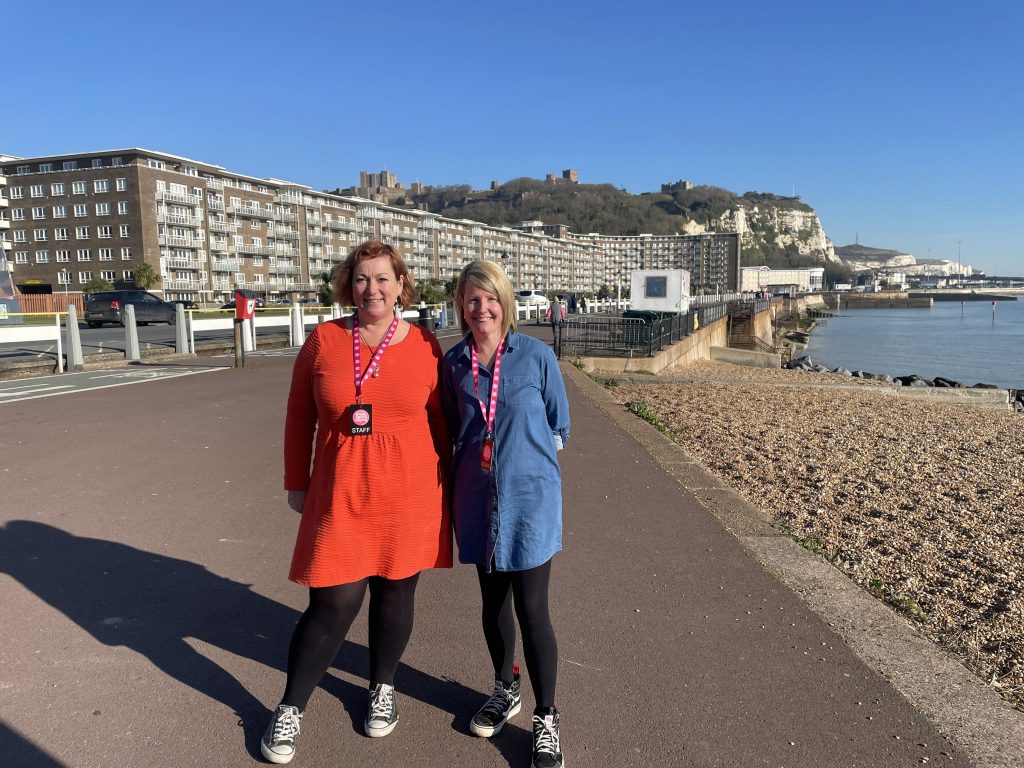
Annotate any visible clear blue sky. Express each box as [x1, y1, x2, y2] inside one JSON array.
[[5, 1, 1021, 275]]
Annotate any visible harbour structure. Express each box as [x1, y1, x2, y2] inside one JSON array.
[[740, 265, 824, 293], [1, 149, 742, 303]]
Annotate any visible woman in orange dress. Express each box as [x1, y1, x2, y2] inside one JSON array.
[[261, 241, 451, 764]]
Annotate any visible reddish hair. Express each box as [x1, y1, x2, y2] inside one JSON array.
[[332, 240, 417, 307]]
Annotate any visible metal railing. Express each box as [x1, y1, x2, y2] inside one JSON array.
[[556, 303, 730, 359]]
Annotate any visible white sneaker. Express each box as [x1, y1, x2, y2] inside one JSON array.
[[364, 683, 399, 737], [261, 704, 302, 764], [470, 673, 522, 737]]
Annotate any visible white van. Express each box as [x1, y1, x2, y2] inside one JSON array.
[[517, 289, 550, 310]]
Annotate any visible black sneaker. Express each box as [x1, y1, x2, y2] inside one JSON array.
[[364, 683, 399, 737], [470, 672, 522, 737], [532, 707, 564, 768], [261, 704, 302, 764]]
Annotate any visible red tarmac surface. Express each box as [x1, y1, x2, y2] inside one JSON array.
[[0, 330, 982, 767]]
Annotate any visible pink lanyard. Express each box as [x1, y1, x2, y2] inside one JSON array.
[[352, 313, 400, 401], [470, 337, 504, 439]]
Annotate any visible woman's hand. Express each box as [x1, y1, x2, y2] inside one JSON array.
[[287, 490, 307, 514]]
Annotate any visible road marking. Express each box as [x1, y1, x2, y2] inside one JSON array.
[[0, 385, 75, 397]]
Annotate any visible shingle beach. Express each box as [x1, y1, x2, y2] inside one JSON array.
[[606, 359, 1023, 707]]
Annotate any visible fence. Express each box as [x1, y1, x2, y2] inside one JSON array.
[[556, 302, 731, 359], [9, 293, 85, 314]]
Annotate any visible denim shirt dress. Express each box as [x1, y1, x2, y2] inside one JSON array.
[[442, 331, 571, 572]]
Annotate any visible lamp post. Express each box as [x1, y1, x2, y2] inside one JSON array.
[[957, 240, 962, 287]]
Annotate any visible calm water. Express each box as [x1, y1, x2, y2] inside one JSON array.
[[804, 298, 1024, 389]]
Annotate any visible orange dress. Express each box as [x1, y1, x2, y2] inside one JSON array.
[[283, 319, 452, 586]]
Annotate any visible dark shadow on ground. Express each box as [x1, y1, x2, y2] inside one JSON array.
[[0, 521, 526, 766], [0, 720, 70, 768]]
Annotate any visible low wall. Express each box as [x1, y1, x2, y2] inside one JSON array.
[[752, 308, 774, 345], [573, 316, 727, 374], [711, 346, 781, 368]]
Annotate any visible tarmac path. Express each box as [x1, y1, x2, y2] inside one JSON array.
[[0, 328, 996, 767]]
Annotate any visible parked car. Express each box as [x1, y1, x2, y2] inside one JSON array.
[[84, 290, 177, 328], [517, 289, 550, 310], [220, 297, 267, 309], [173, 299, 199, 310]]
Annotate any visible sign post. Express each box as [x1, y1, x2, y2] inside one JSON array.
[[233, 290, 256, 368]]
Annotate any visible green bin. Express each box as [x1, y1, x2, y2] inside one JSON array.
[[623, 310, 660, 343]]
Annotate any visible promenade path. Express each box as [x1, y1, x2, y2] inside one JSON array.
[[0, 327, 1016, 767]]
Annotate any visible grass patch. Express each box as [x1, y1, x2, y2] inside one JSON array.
[[623, 400, 674, 437]]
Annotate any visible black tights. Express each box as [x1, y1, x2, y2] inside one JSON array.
[[280, 573, 419, 711], [476, 559, 558, 710]]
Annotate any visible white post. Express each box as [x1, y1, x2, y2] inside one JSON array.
[[188, 310, 196, 354], [55, 313, 64, 374]]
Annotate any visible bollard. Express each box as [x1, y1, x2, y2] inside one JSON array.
[[233, 319, 244, 368], [291, 304, 306, 346], [242, 317, 254, 352], [66, 305, 84, 370], [124, 304, 141, 361], [55, 314, 64, 374], [174, 304, 188, 353]]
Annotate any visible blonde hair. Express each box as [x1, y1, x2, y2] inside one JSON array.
[[455, 260, 518, 337]]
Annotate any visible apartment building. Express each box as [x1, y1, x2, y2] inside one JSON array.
[[740, 265, 825, 293], [1, 149, 741, 301], [0, 153, 14, 271]]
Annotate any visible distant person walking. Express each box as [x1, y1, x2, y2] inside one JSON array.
[[262, 241, 452, 764], [443, 260, 571, 768], [545, 300, 566, 349]]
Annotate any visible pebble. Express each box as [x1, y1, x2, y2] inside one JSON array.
[[610, 359, 1024, 701]]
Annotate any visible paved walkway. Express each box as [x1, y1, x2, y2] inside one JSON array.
[[0, 328, 1018, 767]]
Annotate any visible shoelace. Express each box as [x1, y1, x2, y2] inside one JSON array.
[[479, 682, 513, 719], [532, 715, 560, 754], [271, 708, 300, 742], [369, 686, 395, 719]]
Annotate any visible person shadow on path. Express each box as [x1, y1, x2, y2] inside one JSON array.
[[0, 521, 531, 766]]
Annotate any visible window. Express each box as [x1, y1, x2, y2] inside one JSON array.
[[122, 270, 133, 281], [98, 225, 112, 239], [33, 228, 47, 241], [253, 256, 263, 266], [92, 158, 103, 168], [11, 209, 24, 220], [78, 271, 92, 283], [99, 248, 113, 261], [251, 219, 261, 228], [119, 224, 130, 237], [101, 270, 116, 281], [115, 178, 127, 191], [35, 251, 50, 263], [51, 183, 65, 195], [254, 274, 264, 284], [94, 179, 109, 193], [30, 185, 44, 198], [76, 226, 89, 239], [74, 204, 87, 217], [234, 272, 246, 283], [58, 271, 71, 285], [63, 161, 77, 170], [77, 249, 91, 261], [56, 250, 70, 262], [54, 228, 68, 240], [17, 165, 30, 174], [112, 157, 123, 167], [53, 205, 67, 218], [147, 159, 165, 169], [14, 251, 28, 264], [32, 207, 45, 219], [120, 247, 132, 260], [117, 201, 128, 215], [13, 230, 26, 242], [96, 203, 111, 216], [72, 181, 87, 195], [9, 187, 23, 199], [40, 163, 53, 172]]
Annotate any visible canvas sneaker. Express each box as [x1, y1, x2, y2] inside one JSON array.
[[364, 682, 399, 737], [531, 707, 564, 768], [470, 671, 522, 737], [261, 704, 302, 764]]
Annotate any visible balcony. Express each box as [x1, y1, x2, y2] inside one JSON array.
[[164, 279, 203, 291], [288, 282, 318, 292], [205, 178, 224, 190], [275, 211, 299, 223], [307, 233, 330, 244], [271, 228, 299, 241], [165, 257, 201, 270], [208, 220, 240, 232], [211, 279, 232, 291], [275, 191, 304, 205], [238, 244, 273, 256], [156, 190, 201, 206], [324, 219, 346, 231], [211, 260, 241, 272], [157, 213, 203, 227], [158, 235, 203, 249], [207, 199, 225, 211], [229, 205, 275, 220], [209, 241, 236, 254], [271, 264, 300, 275], [274, 246, 298, 258]]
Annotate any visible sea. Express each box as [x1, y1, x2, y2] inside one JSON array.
[[803, 297, 1024, 390]]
